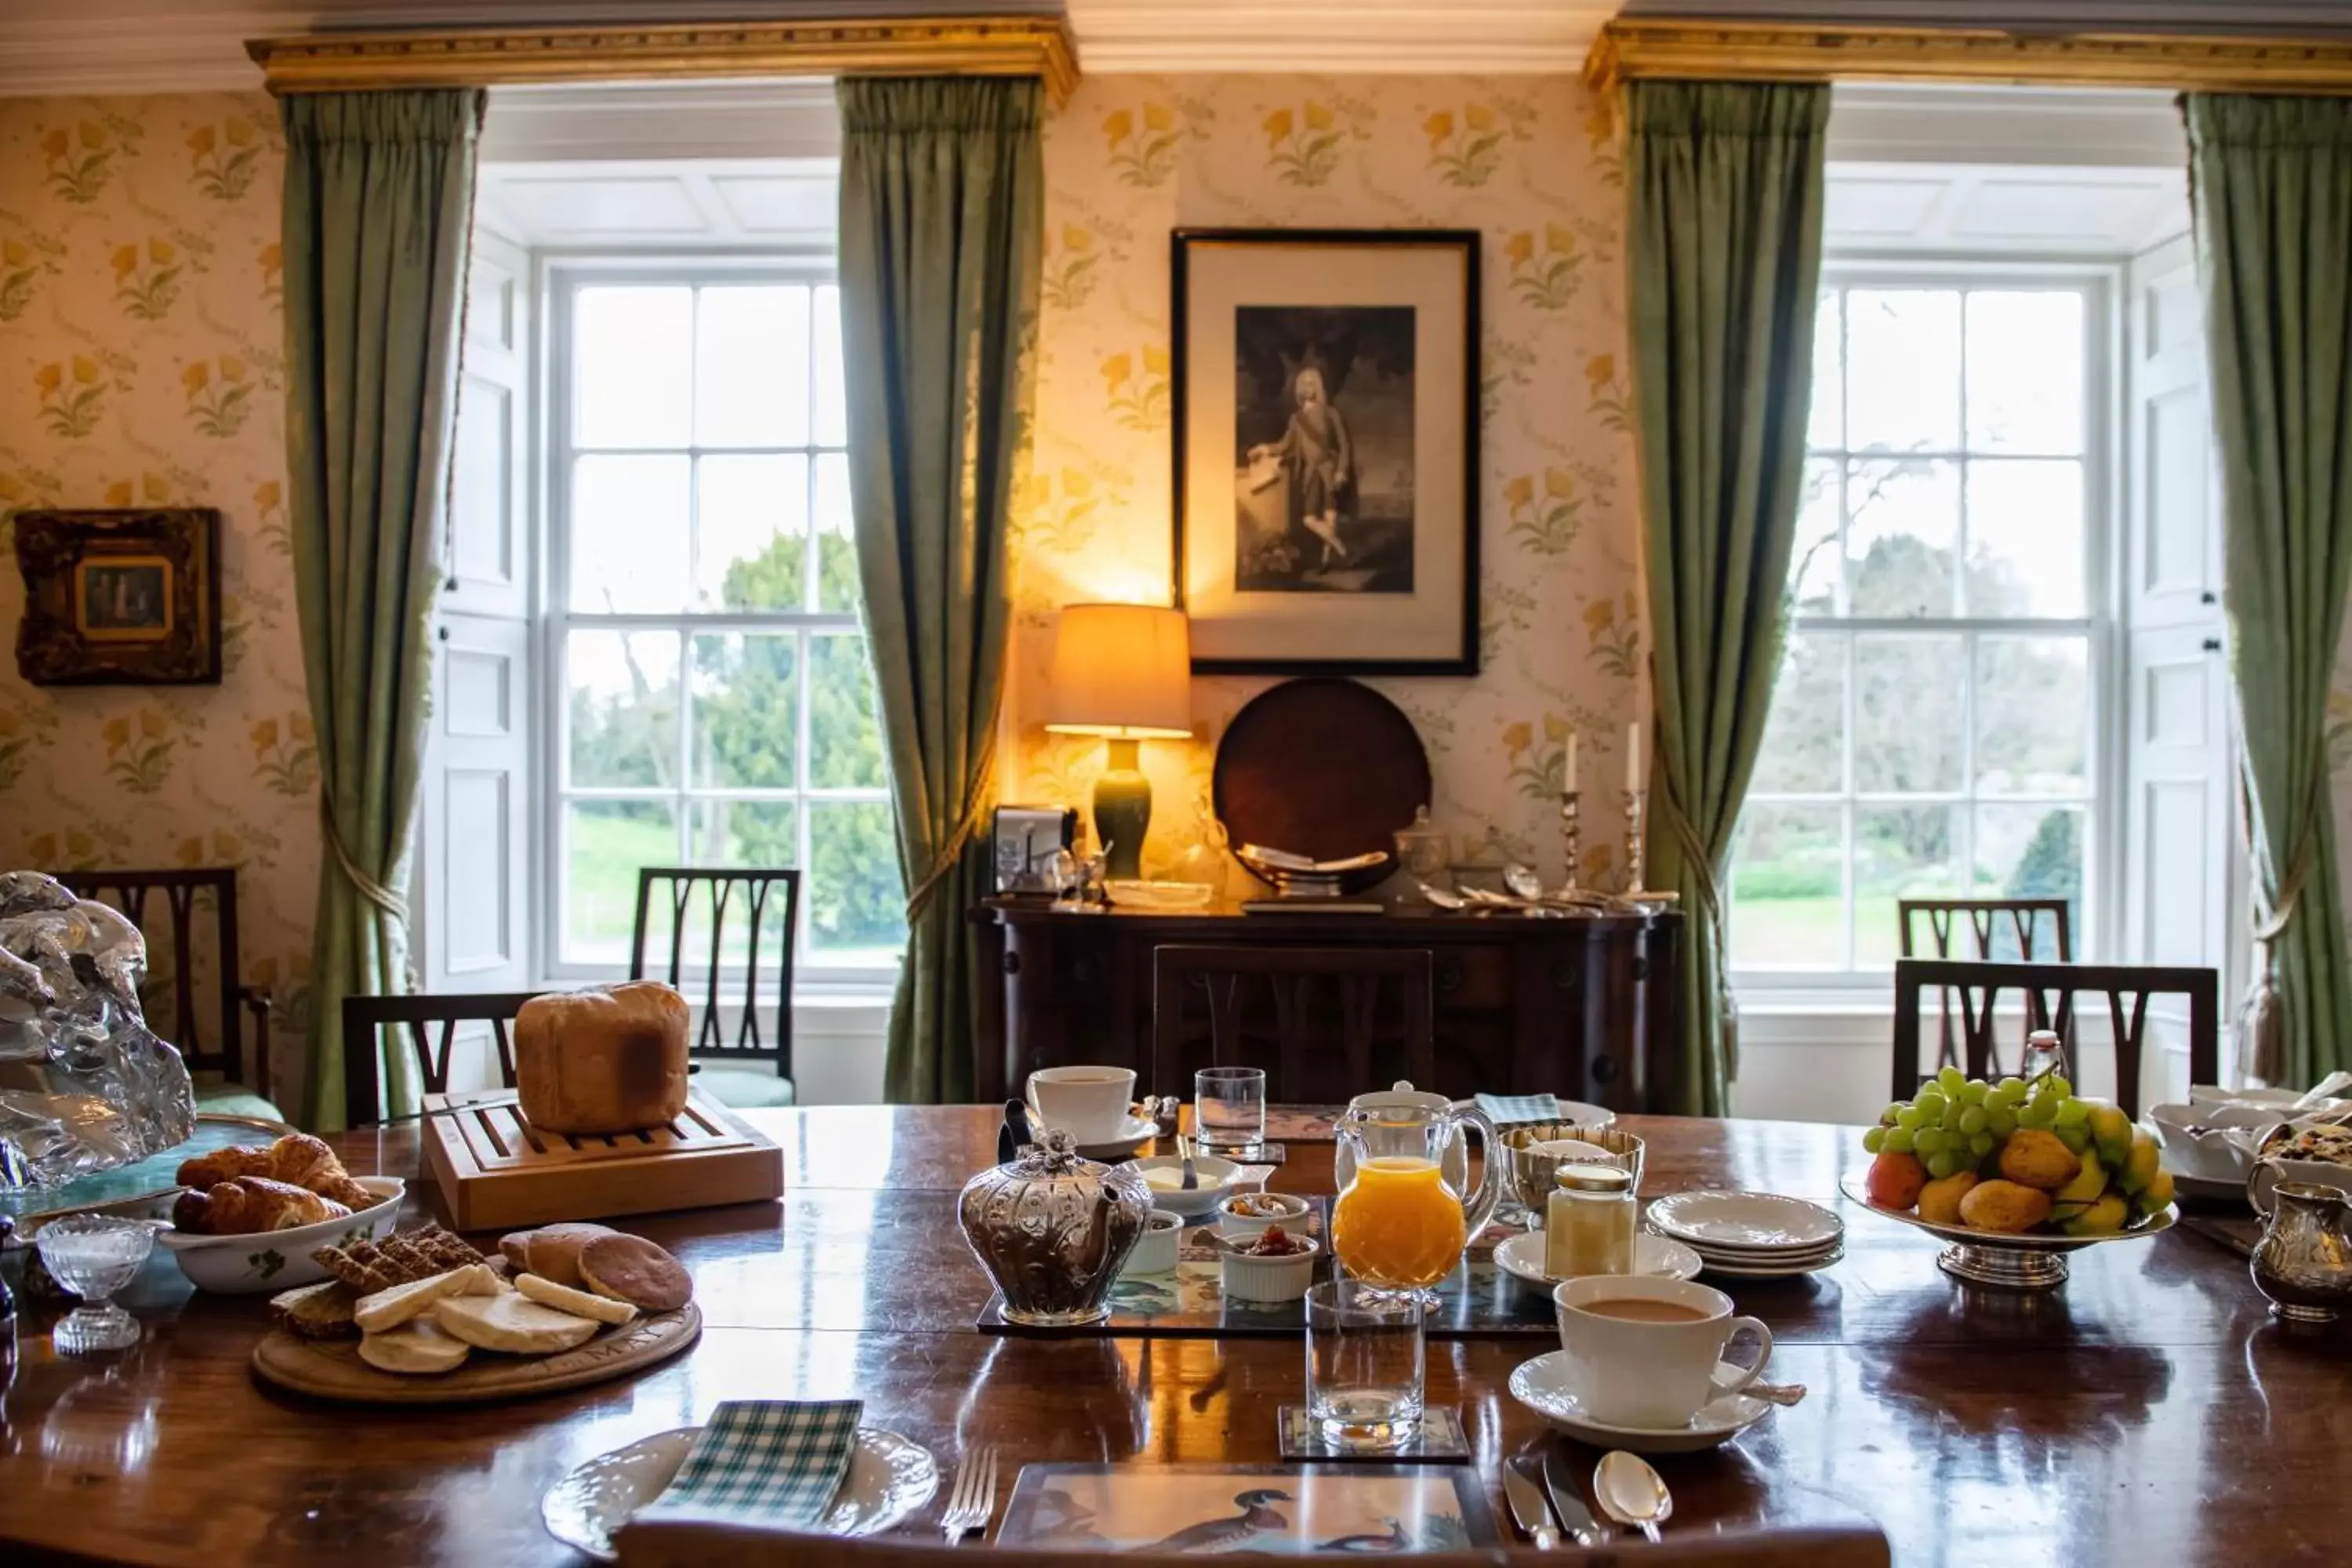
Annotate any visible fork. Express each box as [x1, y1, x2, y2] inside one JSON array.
[[940, 1443, 1000, 1545]]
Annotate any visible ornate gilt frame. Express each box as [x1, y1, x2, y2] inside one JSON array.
[[1588, 19, 2352, 96], [246, 16, 1080, 105]]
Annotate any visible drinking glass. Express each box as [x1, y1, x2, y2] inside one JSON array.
[[34, 1214, 155, 1354], [1195, 1066, 1268, 1156], [1305, 1279, 1425, 1450]]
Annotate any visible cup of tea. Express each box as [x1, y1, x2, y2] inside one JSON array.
[[1551, 1274, 1773, 1428], [1026, 1065, 1138, 1145]]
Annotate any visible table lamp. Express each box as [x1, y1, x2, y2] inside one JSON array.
[[1045, 603, 1193, 881]]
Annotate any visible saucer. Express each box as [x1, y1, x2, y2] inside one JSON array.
[[1694, 1244, 1844, 1279], [1646, 1191, 1845, 1253], [1508, 1350, 1771, 1454], [1493, 1229, 1702, 1288], [542, 1425, 937, 1561], [1029, 1112, 1159, 1159]]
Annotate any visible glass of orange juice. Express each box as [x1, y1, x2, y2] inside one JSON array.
[[1329, 1102, 1500, 1301]]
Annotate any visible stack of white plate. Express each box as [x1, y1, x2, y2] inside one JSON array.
[[1644, 1191, 1846, 1279]]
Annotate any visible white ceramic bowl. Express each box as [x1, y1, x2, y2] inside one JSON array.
[[1219, 1234, 1319, 1304], [1120, 1210, 1185, 1276], [2147, 1103, 2259, 1184], [1214, 1189, 1311, 1242], [1120, 1154, 1241, 1218], [157, 1175, 404, 1294]]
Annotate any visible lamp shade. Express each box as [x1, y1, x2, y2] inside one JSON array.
[[1044, 603, 1193, 739]]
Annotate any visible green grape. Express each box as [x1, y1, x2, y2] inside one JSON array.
[[1987, 1107, 2018, 1138], [1958, 1106, 1988, 1135], [1969, 1131, 1995, 1156], [1915, 1128, 1945, 1156], [1995, 1077, 2027, 1102], [1958, 1080, 1990, 1106], [1926, 1150, 1961, 1180], [1914, 1091, 1948, 1121], [1862, 1126, 1887, 1154], [2055, 1124, 2092, 1155], [1884, 1127, 1915, 1154], [2018, 1101, 2054, 1130], [2048, 1075, 2074, 1100], [1937, 1065, 1967, 1094], [2054, 1098, 2091, 1128], [1881, 1102, 1908, 1126], [1944, 1100, 1969, 1129], [1896, 1108, 1924, 1132]]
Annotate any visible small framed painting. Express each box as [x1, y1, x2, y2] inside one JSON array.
[[1173, 228, 1480, 676], [995, 1461, 1497, 1554], [12, 508, 222, 684]]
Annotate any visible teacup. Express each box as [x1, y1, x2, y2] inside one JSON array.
[[1027, 1065, 1138, 1145], [1552, 1274, 1773, 1428]]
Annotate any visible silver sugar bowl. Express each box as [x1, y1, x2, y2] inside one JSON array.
[[959, 1127, 1151, 1327]]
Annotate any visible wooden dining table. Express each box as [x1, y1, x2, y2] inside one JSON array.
[[2, 1105, 2346, 1567]]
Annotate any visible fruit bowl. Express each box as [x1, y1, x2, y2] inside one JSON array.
[[1841, 1173, 2174, 1290]]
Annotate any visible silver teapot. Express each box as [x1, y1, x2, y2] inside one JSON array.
[[959, 1126, 1151, 1327], [2249, 1178, 2352, 1325]]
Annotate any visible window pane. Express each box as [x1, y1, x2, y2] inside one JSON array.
[[1790, 459, 1840, 615], [1847, 459, 1958, 618], [1751, 632, 1844, 793], [1730, 804, 1846, 967], [1966, 459, 2085, 617], [809, 634, 888, 789], [697, 454, 811, 612], [572, 455, 691, 612], [1855, 804, 1965, 965], [675, 801, 799, 966], [813, 285, 847, 447], [1808, 289, 1842, 450], [814, 452, 858, 613], [1976, 637, 2089, 796], [568, 630, 679, 787], [565, 799, 677, 963], [808, 800, 907, 958], [696, 285, 810, 447], [575, 286, 691, 448], [1846, 290, 1960, 452], [1856, 633, 1962, 793], [1966, 291, 2083, 455], [690, 633, 799, 789], [1974, 804, 2084, 950]]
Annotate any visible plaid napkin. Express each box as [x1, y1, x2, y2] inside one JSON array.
[[1475, 1092, 1562, 1125], [641, 1400, 864, 1530]]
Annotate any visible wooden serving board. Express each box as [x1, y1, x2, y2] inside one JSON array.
[[251, 1302, 701, 1406], [422, 1090, 782, 1230]]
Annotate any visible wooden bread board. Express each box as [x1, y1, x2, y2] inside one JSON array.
[[252, 1303, 700, 1405], [423, 1090, 782, 1231]]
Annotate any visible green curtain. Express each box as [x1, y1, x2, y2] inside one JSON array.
[[1628, 81, 1830, 1116], [2185, 95, 2352, 1089], [281, 90, 483, 1128], [837, 78, 1043, 1104]]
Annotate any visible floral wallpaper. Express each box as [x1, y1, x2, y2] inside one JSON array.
[[1008, 75, 1645, 889], [0, 93, 314, 1094]]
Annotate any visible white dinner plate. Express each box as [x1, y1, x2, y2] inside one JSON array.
[[1508, 1350, 1771, 1454], [1646, 1192, 1845, 1253], [542, 1425, 938, 1562], [1458, 1097, 1615, 1130], [1493, 1229, 1702, 1289], [1694, 1246, 1845, 1279]]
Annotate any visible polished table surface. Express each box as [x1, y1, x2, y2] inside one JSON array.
[[3, 1107, 2347, 1566]]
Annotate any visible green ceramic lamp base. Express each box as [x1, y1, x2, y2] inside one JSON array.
[[1092, 736, 1152, 881]]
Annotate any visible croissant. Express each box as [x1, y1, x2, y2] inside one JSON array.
[[308, 1172, 378, 1210], [175, 1143, 277, 1189], [172, 1176, 351, 1236], [176, 1134, 358, 1201]]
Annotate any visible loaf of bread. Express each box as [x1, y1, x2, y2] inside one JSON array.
[[514, 982, 691, 1134]]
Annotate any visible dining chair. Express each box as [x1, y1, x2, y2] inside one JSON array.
[[340, 990, 546, 1128], [1897, 896, 2075, 1079], [612, 1518, 1890, 1566], [1150, 944, 1435, 1102], [52, 866, 278, 1118], [628, 866, 800, 1109], [1890, 957, 2220, 1117]]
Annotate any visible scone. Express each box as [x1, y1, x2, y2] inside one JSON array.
[[516, 1272, 637, 1326], [520, 1222, 615, 1289], [433, 1291, 601, 1355], [358, 1317, 471, 1375]]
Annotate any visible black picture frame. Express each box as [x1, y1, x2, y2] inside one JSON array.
[[11, 507, 223, 685], [1172, 227, 1481, 677]]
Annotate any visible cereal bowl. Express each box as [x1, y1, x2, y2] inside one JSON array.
[[1214, 1189, 1311, 1242], [1120, 1154, 1240, 1218], [1218, 1231, 1319, 1304]]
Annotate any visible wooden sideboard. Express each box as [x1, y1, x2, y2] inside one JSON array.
[[971, 898, 1684, 1111]]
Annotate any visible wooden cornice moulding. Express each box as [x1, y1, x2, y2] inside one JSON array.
[[1586, 18, 2352, 96], [245, 15, 1080, 105]]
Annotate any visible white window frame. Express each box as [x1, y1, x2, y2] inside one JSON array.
[[1731, 258, 2124, 992], [536, 256, 898, 990]]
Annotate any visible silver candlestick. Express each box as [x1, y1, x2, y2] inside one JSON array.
[[1623, 788, 1646, 897], [1559, 789, 1582, 895]]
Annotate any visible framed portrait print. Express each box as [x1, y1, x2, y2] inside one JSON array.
[[1173, 229, 1479, 676], [12, 507, 222, 684]]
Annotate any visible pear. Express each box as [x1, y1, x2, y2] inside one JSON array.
[[2062, 1192, 2129, 1236], [2118, 1130, 2162, 1196], [1917, 1170, 1980, 1226], [2086, 1103, 2134, 1169], [2133, 1166, 2176, 1221], [2047, 1152, 2107, 1221]]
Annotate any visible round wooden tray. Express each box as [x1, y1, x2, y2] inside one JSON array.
[[251, 1301, 701, 1406], [1213, 677, 1430, 892]]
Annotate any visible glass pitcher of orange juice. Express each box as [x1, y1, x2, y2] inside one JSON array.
[[1329, 1100, 1501, 1298]]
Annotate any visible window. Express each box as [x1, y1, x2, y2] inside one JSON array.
[[1730, 274, 2107, 975], [548, 271, 902, 976]]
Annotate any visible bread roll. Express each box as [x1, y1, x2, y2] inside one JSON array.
[[514, 982, 691, 1134], [520, 1223, 614, 1289]]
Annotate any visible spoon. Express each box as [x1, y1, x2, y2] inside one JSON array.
[[1594, 1450, 1672, 1544], [1503, 863, 1547, 901], [1747, 1381, 1808, 1407], [1417, 883, 1471, 911]]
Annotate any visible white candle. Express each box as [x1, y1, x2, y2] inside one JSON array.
[[1626, 720, 1642, 795], [1563, 730, 1579, 793]]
